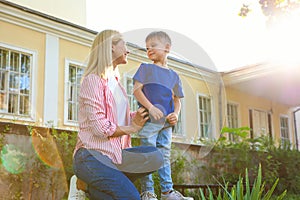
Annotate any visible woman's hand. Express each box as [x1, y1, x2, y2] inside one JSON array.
[[111, 108, 149, 137], [131, 107, 149, 132]]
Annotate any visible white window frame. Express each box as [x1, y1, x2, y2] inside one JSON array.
[[249, 108, 272, 138], [279, 115, 290, 145], [227, 102, 240, 141], [63, 59, 85, 126], [197, 93, 214, 139], [172, 98, 185, 137], [123, 74, 138, 112], [0, 43, 37, 122], [295, 109, 300, 150]]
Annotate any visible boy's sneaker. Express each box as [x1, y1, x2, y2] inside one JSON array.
[[161, 190, 194, 200], [68, 175, 86, 200], [140, 191, 158, 200]]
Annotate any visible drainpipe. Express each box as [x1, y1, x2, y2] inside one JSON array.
[[293, 108, 300, 151], [219, 73, 225, 135]]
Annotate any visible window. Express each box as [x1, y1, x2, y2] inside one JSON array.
[[198, 95, 212, 139], [125, 76, 138, 111], [295, 110, 300, 150], [0, 47, 32, 117], [249, 109, 272, 138], [173, 99, 184, 136], [227, 103, 239, 141], [280, 116, 290, 146], [64, 60, 84, 125]]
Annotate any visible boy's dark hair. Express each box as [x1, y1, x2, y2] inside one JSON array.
[[145, 31, 172, 45]]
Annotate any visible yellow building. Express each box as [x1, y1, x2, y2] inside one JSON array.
[[223, 64, 300, 148], [1, 0, 299, 149]]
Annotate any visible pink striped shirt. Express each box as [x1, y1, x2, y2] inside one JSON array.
[[73, 74, 133, 164]]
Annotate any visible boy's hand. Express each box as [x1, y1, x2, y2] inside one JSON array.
[[149, 106, 164, 120], [166, 113, 178, 125]]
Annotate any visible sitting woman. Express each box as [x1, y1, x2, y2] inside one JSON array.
[[69, 29, 163, 200]]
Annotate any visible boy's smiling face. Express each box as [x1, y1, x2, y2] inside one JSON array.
[[145, 37, 170, 63]]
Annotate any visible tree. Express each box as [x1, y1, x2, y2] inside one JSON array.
[[239, 0, 300, 17]]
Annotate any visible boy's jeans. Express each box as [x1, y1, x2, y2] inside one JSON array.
[[73, 146, 163, 200], [139, 122, 173, 193]]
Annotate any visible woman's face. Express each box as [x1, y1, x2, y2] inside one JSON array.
[[112, 39, 129, 66]]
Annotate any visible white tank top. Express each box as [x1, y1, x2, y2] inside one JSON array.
[[107, 75, 127, 126]]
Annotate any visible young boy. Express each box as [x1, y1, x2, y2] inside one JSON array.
[[133, 31, 193, 200]]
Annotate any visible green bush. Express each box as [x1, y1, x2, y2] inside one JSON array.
[[201, 127, 300, 197]]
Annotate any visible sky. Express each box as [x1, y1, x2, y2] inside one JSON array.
[[86, 0, 300, 72]]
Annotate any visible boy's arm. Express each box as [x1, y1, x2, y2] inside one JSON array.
[[133, 81, 152, 110], [173, 96, 181, 115], [167, 96, 181, 125], [133, 80, 163, 120]]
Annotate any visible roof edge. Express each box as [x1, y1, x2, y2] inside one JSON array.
[[0, 0, 97, 34]]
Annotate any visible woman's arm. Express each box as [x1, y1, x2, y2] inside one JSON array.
[[82, 76, 149, 138], [80, 76, 117, 137], [110, 107, 149, 137]]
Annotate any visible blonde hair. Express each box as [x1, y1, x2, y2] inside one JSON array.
[[83, 29, 123, 79], [145, 31, 172, 46]]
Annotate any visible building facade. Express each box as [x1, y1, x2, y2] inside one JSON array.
[[1, 0, 299, 148]]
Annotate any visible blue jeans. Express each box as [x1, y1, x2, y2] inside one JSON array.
[[139, 122, 173, 193], [73, 146, 163, 200]]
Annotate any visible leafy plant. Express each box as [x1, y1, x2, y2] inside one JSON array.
[[0, 124, 9, 163], [199, 164, 286, 200]]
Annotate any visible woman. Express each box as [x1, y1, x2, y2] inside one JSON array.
[[72, 30, 163, 200]]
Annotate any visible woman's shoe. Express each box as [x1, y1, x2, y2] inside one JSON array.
[[68, 175, 86, 200]]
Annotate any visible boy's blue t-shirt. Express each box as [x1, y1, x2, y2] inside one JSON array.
[[133, 63, 184, 115]]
